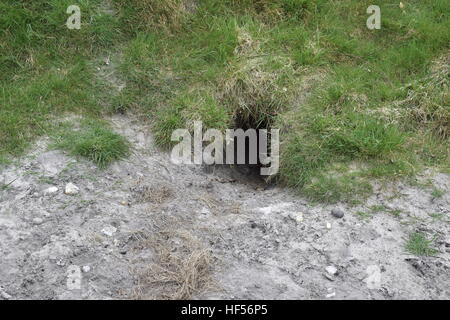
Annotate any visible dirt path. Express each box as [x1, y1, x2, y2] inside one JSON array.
[[0, 110, 449, 299]]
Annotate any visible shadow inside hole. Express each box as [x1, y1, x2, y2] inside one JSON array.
[[204, 112, 278, 189]]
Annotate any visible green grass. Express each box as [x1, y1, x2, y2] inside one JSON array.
[[405, 232, 438, 256], [1, 0, 449, 203], [431, 188, 445, 199], [355, 211, 372, 220], [52, 120, 130, 168], [0, 0, 122, 158]]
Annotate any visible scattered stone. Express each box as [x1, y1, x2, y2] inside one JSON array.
[[64, 183, 79, 195], [56, 259, 66, 267], [326, 266, 338, 276], [0, 287, 12, 300], [324, 273, 335, 281], [325, 288, 336, 298], [364, 265, 382, 290], [101, 225, 117, 237], [120, 201, 128, 206], [331, 208, 345, 219], [443, 238, 450, 248], [288, 212, 304, 223], [82, 266, 91, 273], [44, 186, 59, 195], [32, 218, 44, 225]]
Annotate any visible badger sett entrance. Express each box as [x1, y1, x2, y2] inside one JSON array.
[[170, 121, 279, 176]]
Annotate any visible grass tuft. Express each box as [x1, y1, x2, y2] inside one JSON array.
[[53, 120, 130, 168], [405, 232, 438, 257]]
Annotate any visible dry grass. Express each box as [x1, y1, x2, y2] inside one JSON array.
[[131, 230, 215, 300], [133, 184, 173, 204], [402, 54, 449, 139], [220, 54, 297, 128], [217, 26, 297, 128], [117, 0, 192, 32]]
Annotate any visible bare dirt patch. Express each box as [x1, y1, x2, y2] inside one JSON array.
[[0, 114, 449, 300]]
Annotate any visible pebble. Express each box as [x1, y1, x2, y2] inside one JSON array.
[[444, 238, 450, 247], [32, 218, 44, 225], [0, 289, 12, 300], [331, 209, 345, 219], [101, 226, 117, 237], [44, 186, 59, 194], [325, 288, 336, 298], [82, 266, 91, 273], [326, 265, 338, 276], [326, 222, 332, 229], [64, 183, 79, 195], [289, 212, 304, 223]]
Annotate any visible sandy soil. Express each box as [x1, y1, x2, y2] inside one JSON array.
[[0, 113, 449, 300]]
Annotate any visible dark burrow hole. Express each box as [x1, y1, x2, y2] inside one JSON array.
[[204, 113, 277, 189]]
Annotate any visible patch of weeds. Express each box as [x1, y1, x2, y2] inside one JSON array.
[[355, 211, 372, 220], [302, 174, 372, 204], [37, 176, 55, 185], [428, 213, 445, 221], [154, 90, 231, 148], [0, 178, 17, 191], [431, 188, 445, 199], [405, 232, 438, 257], [370, 205, 387, 213], [53, 120, 130, 168], [388, 209, 403, 218]]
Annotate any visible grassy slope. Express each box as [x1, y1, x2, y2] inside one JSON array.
[[0, 0, 121, 161], [1, 0, 449, 203]]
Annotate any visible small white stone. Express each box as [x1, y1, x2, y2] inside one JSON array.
[[325, 291, 336, 298], [288, 212, 304, 223], [32, 218, 44, 225], [44, 186, 59, 194], [326, 222, 332, 229], [82, 266, 91, 273], [326, 265, 338, 275], [101, 226, 117, 237], [0, 287, 12, 300], [64, 183, 79, 195]]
